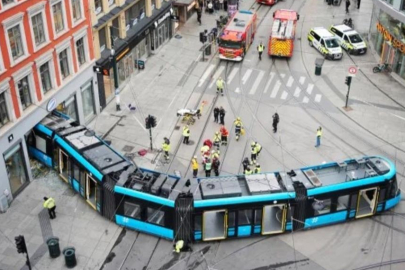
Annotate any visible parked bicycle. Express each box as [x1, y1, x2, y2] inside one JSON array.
[[373, 62, 392, 73], [343, 18, 354, 29]]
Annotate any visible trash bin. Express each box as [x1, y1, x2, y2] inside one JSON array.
[[138, 60, 145, 70], [46, 237, 60, 258], [315, 58, 324, 76], [63, 247, 77, 268], [205, 43, 212, 56]]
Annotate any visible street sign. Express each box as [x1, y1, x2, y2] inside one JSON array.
[[348, 66, 357, 75]]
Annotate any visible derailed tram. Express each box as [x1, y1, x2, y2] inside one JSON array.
[[28, 113, 401, 243]]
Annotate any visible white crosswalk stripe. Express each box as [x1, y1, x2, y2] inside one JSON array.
[[306, 84, 314, 95], [286, 76, 294, 87], [299, 76, 306, 85], [198, 64, 215, 87], [270, 81, 281, 98], [249, 71, 265, 95], [294, 87, 301, 97], [315, 94, 322, 103], [303, 97, 309, 103], [280, 91, 288, 100], [280, 74, 286, 78], [209, 65, 225, 88], [242, 69, 252, 84], [227, 67, 239, 83], [264, 72, 275, 93]]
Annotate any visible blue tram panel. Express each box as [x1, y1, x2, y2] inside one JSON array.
[[28, 114, 401, 242]]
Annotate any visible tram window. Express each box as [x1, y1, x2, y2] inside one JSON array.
[[350, 194, 358, 209], [286, 206, 293, 222], [238, 209, 252, 226], [72, 162, 80, 181], [147, 207, 165, 226], [194, 214, 202, 231], [254, 209, 262, 225], [390, 178, 398, 198], [379, 188, 386, 203], [124, 202, 141, 219], [228, 212, 235, 227], [312, 198, 331, 216], [35, 135, 47, 153], [337, 195, 350, 211]]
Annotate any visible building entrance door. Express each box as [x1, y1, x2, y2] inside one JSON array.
[[381, 41, 395, 65]]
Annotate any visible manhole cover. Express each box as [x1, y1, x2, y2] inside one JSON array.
[[175, 34, 182, 39], [174, 126, 180, 130], [122, 145, 134, 152]]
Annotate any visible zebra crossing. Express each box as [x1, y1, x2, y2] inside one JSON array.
[[199, 64, 326, 105]]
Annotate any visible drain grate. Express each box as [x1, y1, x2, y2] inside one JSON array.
[[122, 145, 134, 152]]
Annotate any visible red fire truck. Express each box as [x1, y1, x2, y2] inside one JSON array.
[[257, 0, 279, 6], [268, 9, 299, 58], [219, 10, 257, 61]]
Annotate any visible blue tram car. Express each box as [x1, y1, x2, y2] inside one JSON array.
[[28, 114, 401, 243]]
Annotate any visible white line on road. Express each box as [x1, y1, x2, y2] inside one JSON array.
[[299, 76, 306, 85], [294, 87, 301, 97], [249, 71, 265, 95], [303, 96, 309, 103], [270, 81, 281, 98], [286, 76, 294, 87], [242, 69, 252, 84], [264, 72, 275, 93], [209, 66, 225, 88], [306, 84, 314, 95], [198, 64, 215, 87], [314, 94, 322, 103], [235, 87, 240, 93], [227, 67, 239, 83], [280, 91, 288, 100]]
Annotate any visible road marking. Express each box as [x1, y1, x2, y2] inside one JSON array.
[[294, 87, 301, 97], [249, 71, 265, 95], [198, 64, 215, 87], [270, 81, 281, 98], [280, 74, 286, 78], [280, 91, 288, 100], [227, 67, 239, 83], [303, 96, 309, 103], [235, 87, 240, 93], [242, 69, 252, 84], [286, 76, 294, 87], [314, 94, 322, 103], [264, 72, 275, 93], [299, 76, 306, 85], [209, 65, 225, 88], [306, 84, 314, 95]]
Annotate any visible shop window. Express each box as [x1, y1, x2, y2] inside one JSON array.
[[52, 1, 65, 34], [56, 95, 78, 121], [124, 202, 141, 219], [99, 27, 107, 52], [238, 209, 252, 226], [0, 92, 10, 128], [337, 195, 350, 211], [312, 198, 331, 215], [4, 143, 28, 196], [59, 49, 70, 79], [40, 62, 52, 94], [17, 76, 32, 110], [147, 207, 165, 226], [81, 82, 96, 121]]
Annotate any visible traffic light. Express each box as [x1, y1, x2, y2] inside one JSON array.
[[145, 117, 151, 129], [15, 235, 27, 254], [345, 76, 352, 86], [149, 116, 157, 128]]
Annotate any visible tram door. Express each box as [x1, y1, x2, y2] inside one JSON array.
[[86, 174, 98, 210], [202, 210, 227, 241], [356, 187, 379, 218], [262, 204, 287, 235], [58, 150, 69, 182]]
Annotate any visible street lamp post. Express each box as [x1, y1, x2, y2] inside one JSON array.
[[110, 26, 120, 111]]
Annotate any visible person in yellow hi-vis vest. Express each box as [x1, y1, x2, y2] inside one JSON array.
[[183, 125, 190, 144], [43, 197, 56, 219], [173, 240, 184, 253], [216, 77, 225, 96], [257, 42, 265, 60], [315, 127, 322, 147], [162, 137, 171, 160]]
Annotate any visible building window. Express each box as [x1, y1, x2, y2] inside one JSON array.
[[32, 13, 46, 46], [81, 82, 95, 121], [402, 0, 405, 10], [4, 143, 28, 196], [125, 0, 146, 29], [59, 49, 70, 79], [17, 76, 32, 110], [8, 25, 24, 60], [1, 0, 15, 7], [40, 62, 52, 94], [72, 0, 82, 22], [52, 2, 65, 34], [94, 0, 103, 15], [108, 0, 115, 6], [0, 92, 9, 128], [76, 38, 86, 66], [99, 27, 107, 51]]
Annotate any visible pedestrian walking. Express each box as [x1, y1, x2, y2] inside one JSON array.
[[43, 197, 56, 219], [213, 157, 220, 176], [162, 137, 171, 160], [251, 142, 258, 164], [183, 125, 190, 144], [191, 156, 199, 178], [257, 42, 265, 60], [255, 141, 262, 158], [233, 117, 243, 141], [205, 158, 212, 177], [272, 112, 279, 133], [214, 0, 220, 14], [357, 0, 361, 9], [315, 127, 322, 147], [219, 106, 226, 125], [197, 7, 202, 25], [345, 0, 350, 14], [213, 131, 221, 150], [242, 157, 250, 172], [254, 163, 261, 174], [244, 166, 252, 175], [214, 107, 219, 123], [220, 125, 229, 146], [216, 77, 225, 96]]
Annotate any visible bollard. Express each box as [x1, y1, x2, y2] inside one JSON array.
[[46, 237, 60, 258], [315, 58, 325, 76], [63, 247, 77, 268], [205, 43, 212, 56]]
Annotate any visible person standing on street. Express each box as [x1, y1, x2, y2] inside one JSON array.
[[205, 158, 212, 177], [216, 77, 225, 96], [191, 156, 199, 178], [43, 197, 56, 219], [213, 107, 219, 123], [345, 0, 351, 14], [257, 42, 265, 60], [315, 127, 322, 147], [219, 107, 226, 125], [254, 163, 261, 174], [357, 0, 361, 9], [213, 131, 221, 150], [197, 7, 202, 25], [212, 157, 220, 176], [272, 113, 279, 133], [255, 141, 262, 159], [244, 166, 252, 175], [251, 142, 258, 164], [242, 157, 250, 172], [183, 125, 190, 144], [233, 117, 243, 141], [162, 137, 171, 160], [220, 125, 229, 146]]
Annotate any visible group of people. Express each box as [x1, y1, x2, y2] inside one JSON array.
[[345, 0, 361, 14], [213, 106, 226, 124], [198, 138, 222, 177]]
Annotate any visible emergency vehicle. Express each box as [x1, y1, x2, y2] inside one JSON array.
[[308, 27, 343, 60], [268, 9, 299, 58], [257, 0, 279, 5], [329, 24, 367, 55], [219, 10, 257, 61]]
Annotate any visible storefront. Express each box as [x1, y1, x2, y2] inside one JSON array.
[[4, 143, 29, 197], [172, 0, 197, 24], [369, 5, 405, 81]]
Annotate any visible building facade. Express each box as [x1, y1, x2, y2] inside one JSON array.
[[0, 0, 98, 203], [369, 0, 405, 83], [90, 0, 174, 109]]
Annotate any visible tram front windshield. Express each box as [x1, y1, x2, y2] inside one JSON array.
[[219, 39, 242, 49]]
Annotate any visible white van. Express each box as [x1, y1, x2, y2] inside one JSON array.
[[308, 27, 343, 60], [329, 24, 367, 55]]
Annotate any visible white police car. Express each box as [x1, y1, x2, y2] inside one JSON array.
[[308, 27, 343, 60], [329, 25, 367, 55]]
